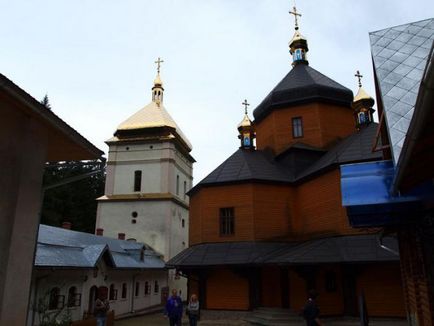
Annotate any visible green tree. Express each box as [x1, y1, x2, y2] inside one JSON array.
[[41, 160, 105, 233], [40, 94, 51, 110]]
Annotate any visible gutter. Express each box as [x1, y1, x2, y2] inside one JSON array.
[[392, 43, 434, 194]]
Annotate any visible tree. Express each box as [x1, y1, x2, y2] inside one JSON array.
[[40, 94, 51, 110], [40, 160, 105, 233]]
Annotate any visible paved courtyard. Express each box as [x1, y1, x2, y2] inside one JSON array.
[[115, 311, 408, 326]]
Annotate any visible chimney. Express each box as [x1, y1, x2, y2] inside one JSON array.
[[96, 228, 104, 236], [62, 222, 72, 230], [118, 233, 126, 240]]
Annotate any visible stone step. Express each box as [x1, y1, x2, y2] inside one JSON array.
[[244, 307, 304, 326]]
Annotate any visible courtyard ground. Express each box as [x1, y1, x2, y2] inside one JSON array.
[[114, 310, 408, 326]]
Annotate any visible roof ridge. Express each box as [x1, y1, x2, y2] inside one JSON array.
[[369, 17, 433, 35]]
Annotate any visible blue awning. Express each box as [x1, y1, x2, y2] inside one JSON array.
[[340, 161, 425, 227]]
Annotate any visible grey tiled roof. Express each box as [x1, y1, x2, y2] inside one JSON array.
[[191, 123, 381, 192], [35, 225, 165, 269], [370, 18, 434, 164], [253, 64, 353, 122], [167, 234, 398, 267]]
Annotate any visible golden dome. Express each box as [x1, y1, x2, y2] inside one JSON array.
[[238, 114, 252, 129], [354, 87, 374, 103], [154, 74, 163, 87], [290, 30, 307, 45]]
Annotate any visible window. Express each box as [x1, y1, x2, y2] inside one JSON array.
[[183, 181, 187, 199], [144, 281, 150, 295], [121, 283, 127, 299], [325, 271, 337, 292], [109, 284, 118, 301], [219, 207, 235, 236], [49, 287, 64, 310], [292, 117, 303, 138], [67, 286, 81, 307], [154, 281, 159, 294], [176, 175, 180, 195], [134, 170, 142, 192], [135, 282, 140, 297], [182, 219, 185, 228]]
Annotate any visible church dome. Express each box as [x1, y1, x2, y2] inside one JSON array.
[[354, 87, 374, 106], [253, 64, 353, 122]]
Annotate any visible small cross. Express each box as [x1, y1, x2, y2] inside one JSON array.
[[355, 70, 363, 88], [289, 6, 302, 30], [242, 99, 250, 114], [155, 57, 164, 74]]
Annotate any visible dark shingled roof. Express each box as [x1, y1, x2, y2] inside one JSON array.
[[191, 123, 382, 193], [166, 234, 398, 268], [253, 64, 353, 122]]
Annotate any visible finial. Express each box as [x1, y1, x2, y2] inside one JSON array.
[[155, 57, 164, 75], [355, 70, 363, 88], [242, 99, 250, 115], [289, 6, 302, 31]]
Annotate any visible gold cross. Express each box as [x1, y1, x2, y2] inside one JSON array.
[[289, 6, 302, 30], [355, 70, 363, 88], [242, 99, 250, 114], [155, 57, 164, 74]]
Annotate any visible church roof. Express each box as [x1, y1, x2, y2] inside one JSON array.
[[253, 64, 353, 122], [35, 224, 165, 269], [369, 18, 434, 164], [167, 234, 398, 267], [190, 123, 382, 193], [113, 101, 192, 150]]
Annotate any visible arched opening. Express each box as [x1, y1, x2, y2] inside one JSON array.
[[49, 287, 61, 310], [88, 286, 98, 315], [67, 286, 78, 307]]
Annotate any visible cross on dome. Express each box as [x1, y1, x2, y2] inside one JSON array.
[[242, 99, 250, 114], [155, 57, 164, 74], [355, 70, 363, 88], [289, 6, 302, 30]]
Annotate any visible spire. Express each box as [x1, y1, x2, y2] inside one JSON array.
[[352, 70, 375, 130], [152, 57, 164, 105], [238, 99, 255, 149], [288, 5, 308, 66]]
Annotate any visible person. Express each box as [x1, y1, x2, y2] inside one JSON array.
[[165, 289, 183, 326], [302, 290, 323, 326], [94, 291, 110, 326], [186, 294, 200, 326]]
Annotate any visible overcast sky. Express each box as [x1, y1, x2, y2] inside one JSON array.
[[1, 0, 433, 183]]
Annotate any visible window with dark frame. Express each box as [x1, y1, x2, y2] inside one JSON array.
[[134, 170, 142, 192], [219, 207, 235, 236], [176, 175, 180, 195], [48, 287, 64, 310], [144, 281, 150, 295], [154, 280, 159, 293], [121, 283, 127, 299], [67, 286, 81, 307], [292, 117, 303, 138], [109, 284, 118, 301], [325, 271, 337, 292], [135, 282, 140, 297]]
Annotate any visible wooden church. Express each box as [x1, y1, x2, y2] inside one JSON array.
[[168, 9, 406, 317]]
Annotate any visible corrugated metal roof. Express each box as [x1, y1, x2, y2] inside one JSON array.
[[35, 225, 165, 269], [370, 18, 434, 164]]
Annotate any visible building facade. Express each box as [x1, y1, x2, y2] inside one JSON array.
[[96, 65, 194, 296], [168, 11, 406, 318], [28, 224, 167, 325]]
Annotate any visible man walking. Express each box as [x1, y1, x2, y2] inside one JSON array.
[[302, 290, 323, 326], [165, 288, 183, 326]]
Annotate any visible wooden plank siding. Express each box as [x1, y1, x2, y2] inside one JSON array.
[[255, 103, 354, 155], [261, 266, 282, 307], [356, 263, 406, 317], [293, 169, 360, 238], [206, 268, 249, 310]]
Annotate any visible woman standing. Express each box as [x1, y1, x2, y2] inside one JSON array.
[[186, 294, 200, 326]]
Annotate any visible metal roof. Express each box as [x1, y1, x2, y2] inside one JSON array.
[[253, 64, 353, 122], [167, 234, 398, 268], [370, 18, 434, 164], [35, 225, 165, 269]]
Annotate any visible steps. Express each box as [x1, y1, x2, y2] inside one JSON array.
[[244, 307, 304, 326]]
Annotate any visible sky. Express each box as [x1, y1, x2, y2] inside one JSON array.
[[1, 0, 433, 184]]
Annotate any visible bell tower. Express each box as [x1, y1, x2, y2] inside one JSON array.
[[352, 70, 375, 129], [237, 99, 255, 149]]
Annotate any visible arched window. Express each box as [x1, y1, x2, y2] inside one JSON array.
[[182, 219, 185, 228], [135, 282, 140, 297], [154, 280, 159, 294], [109, 284, 117, 301], [121, 283, 127, 299], [49, 287, 61, 310], [67, 286, 80, 307], [144, 281, 150, 295]]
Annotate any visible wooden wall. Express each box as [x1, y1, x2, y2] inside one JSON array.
[[255, 102, 354, 155], [206, 268, 249, 310], [356, 263, 406, 317], [261, 266, 282, 307]]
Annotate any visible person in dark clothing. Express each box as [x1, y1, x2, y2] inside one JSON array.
[[302, 290, 323, 326], [165, 289, 183, 326]]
